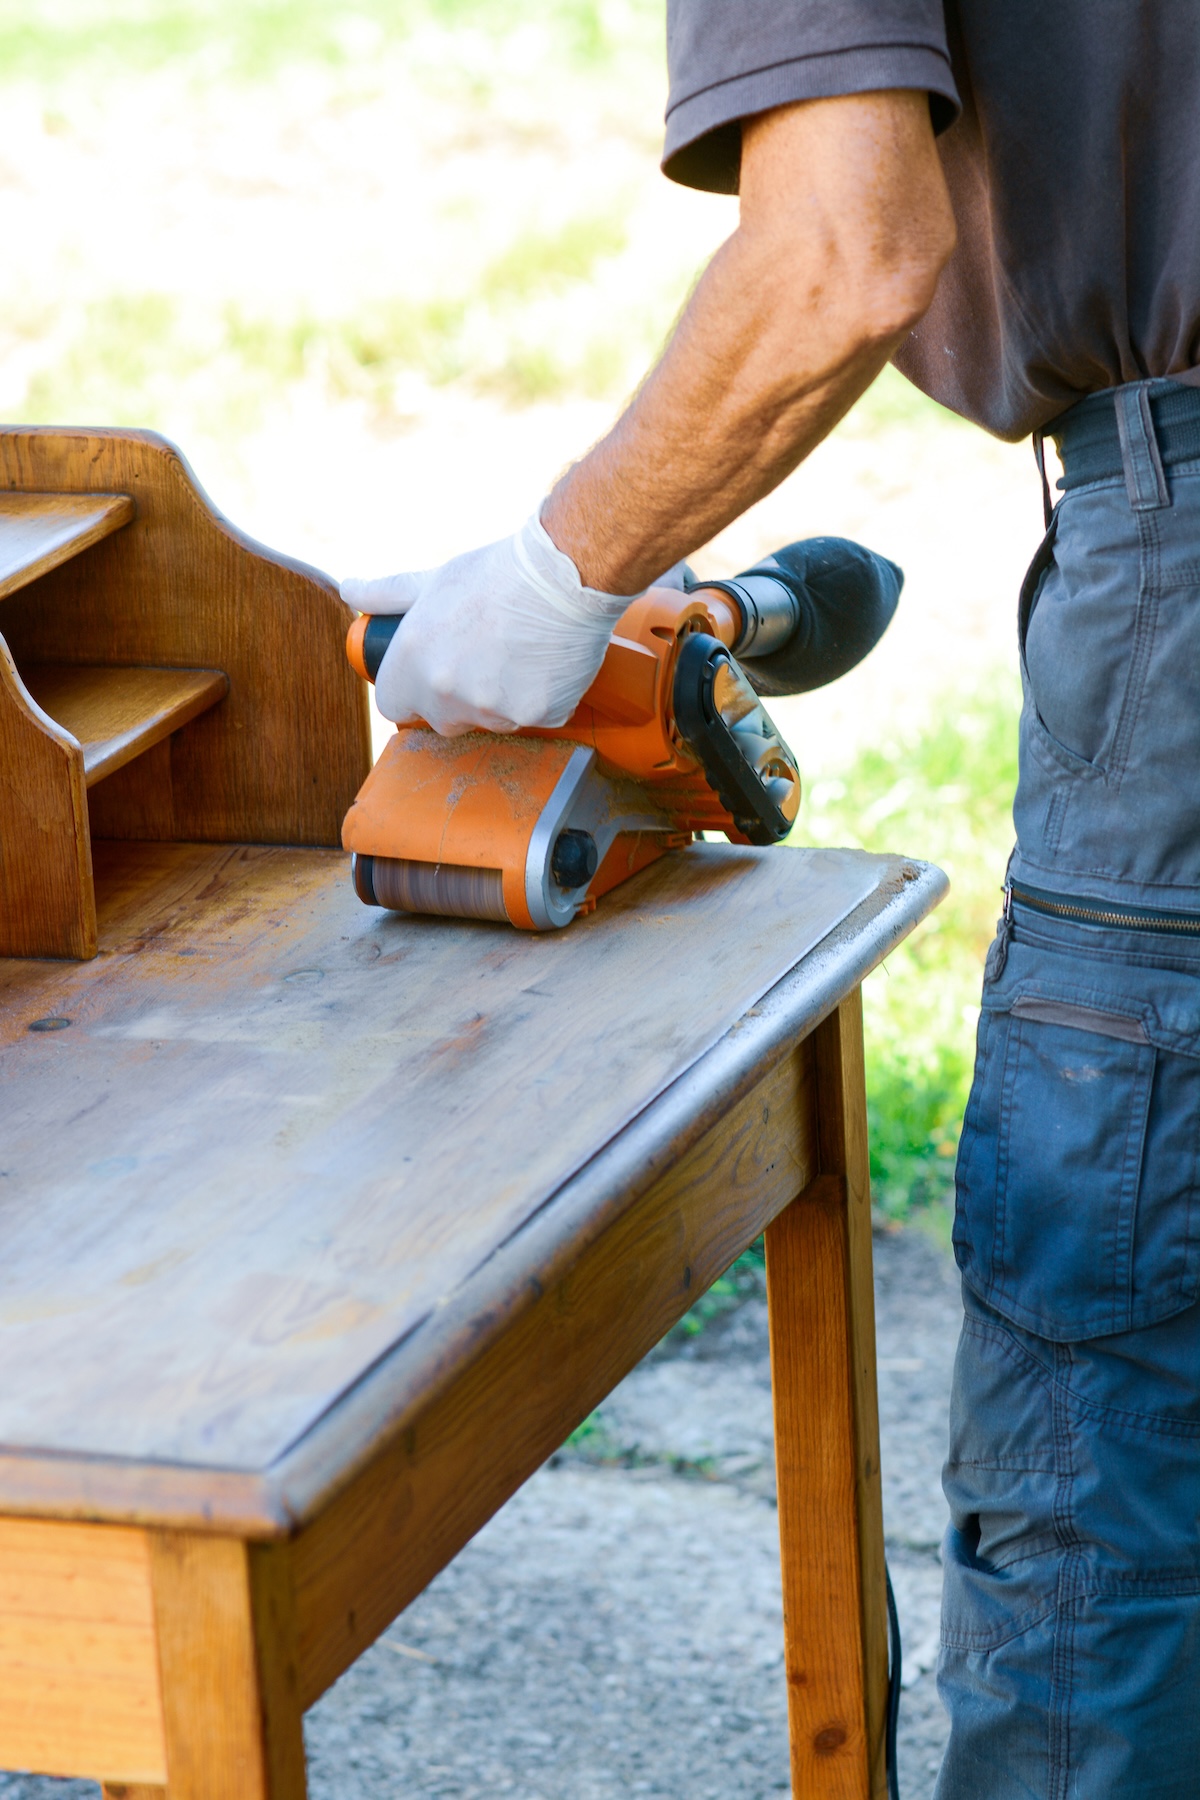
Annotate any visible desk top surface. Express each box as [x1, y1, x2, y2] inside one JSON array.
[[0, 839, 943, 1529]]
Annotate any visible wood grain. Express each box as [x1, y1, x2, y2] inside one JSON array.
[[818, 985, 889, 1800], [0, 1519, 166, 1784], [0, 840, 878, 1479], [88, 736, 177, 841], [291, 1035, 815, 1705], [150, 1534, 306, 1799], [0, 428, 370, 847], [23, 664, 229, 786], [0, 629, 95, 958], [765, 990, 888, 1800], [0, 491, 133, 602]]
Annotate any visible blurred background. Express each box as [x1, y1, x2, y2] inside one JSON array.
[[0, 0, 1042, 1229]]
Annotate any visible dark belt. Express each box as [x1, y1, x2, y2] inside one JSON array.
[[1050, 380, 1200, 491]]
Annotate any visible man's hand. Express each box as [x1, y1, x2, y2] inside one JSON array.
[[340, 515, 630, 736]]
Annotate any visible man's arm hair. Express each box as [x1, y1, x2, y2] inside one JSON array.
[[542, 89, 955, 594]]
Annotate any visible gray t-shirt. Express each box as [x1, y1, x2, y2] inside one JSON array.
[[664, 0, 1200, 440]]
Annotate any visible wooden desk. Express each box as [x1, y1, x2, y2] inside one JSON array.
[[0, 837, 944, 1800]]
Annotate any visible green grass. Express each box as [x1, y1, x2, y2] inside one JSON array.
[[10, 300, 960, 437], [17, 295, 188, 428], [0, 0, 663, 84], [9, 294, 952, 436], [481, 215, 630, 304], [797, 678, 1021, 1222], [11, 205, 644, 430], [5, 7, 962, 426], [840, 363, 972, 437], [667, 1241, 766, 1342]]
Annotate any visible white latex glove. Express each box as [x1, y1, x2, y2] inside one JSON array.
[[340, 514, 633, 737]]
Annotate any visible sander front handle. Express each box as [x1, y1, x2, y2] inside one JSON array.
[[346, 611, 403, 684]]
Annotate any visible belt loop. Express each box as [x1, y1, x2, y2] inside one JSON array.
[[1032, 431, 1053, 527], [1114, 380, 1170, 510]]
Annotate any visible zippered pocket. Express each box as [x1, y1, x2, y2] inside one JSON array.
[[955, 939, 1200, 1341], [1009, 881, 1200, 938]]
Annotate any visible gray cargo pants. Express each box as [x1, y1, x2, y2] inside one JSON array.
[[934, 379, 1200, 1800]]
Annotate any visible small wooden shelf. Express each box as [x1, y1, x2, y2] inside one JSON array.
[[0, 493, 134, 603], [0, 425, 370, 961], [22, 664, 229, 785]]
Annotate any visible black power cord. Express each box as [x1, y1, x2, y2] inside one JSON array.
[[885, 1560, 903, 1800]]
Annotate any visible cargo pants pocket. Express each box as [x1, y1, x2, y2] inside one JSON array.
[[954, 975, 1200, 1342]]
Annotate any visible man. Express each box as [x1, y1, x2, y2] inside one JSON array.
[[344, 5, 1200, 1793]]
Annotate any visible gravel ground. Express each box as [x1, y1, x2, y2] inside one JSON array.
[[1, 1224, 961, 1800]]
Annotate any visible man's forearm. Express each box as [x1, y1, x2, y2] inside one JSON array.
[[541, 238, 901, 594], [542, 90, 955, 595]]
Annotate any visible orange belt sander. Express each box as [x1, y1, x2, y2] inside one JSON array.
[[342, 536, 902, 928]]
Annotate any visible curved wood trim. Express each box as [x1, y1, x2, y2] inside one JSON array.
[[0, 631, 94, 958]]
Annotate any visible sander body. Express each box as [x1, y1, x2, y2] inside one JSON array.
[[342, 538, 901, 929]]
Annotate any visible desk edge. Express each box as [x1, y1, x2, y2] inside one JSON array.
[[268, 855, 947, 1527]]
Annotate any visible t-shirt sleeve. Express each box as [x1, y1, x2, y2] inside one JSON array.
[[663, 0, 960, 193]]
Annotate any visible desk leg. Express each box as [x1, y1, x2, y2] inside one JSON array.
[[108, 1535, 307, 1800], [765, 988, 889, 1800]]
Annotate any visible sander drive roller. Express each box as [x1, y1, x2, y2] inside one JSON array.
[[352, 853, 508, 922]]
